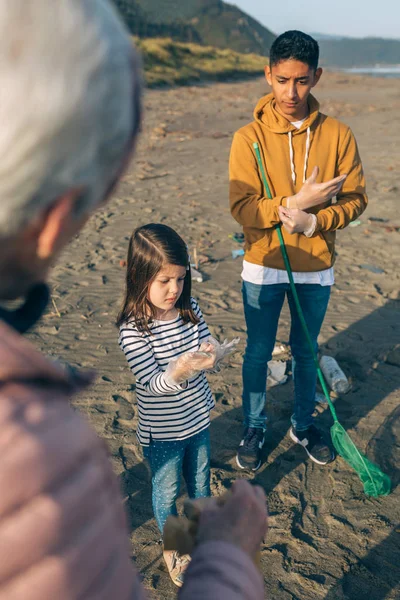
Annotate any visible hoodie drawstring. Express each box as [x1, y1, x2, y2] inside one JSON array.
[[288, 126, 311, 187], [288, 131, 296, 185], [303, 126, 311, 183]]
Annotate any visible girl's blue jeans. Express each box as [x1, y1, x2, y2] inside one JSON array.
[[242, 281, 331, 432], [143, 427, 211, 533]]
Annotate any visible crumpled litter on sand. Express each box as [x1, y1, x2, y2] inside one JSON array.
[[315, 391, 334, 405], [271, 343, 289, 359], [267, 360, 288, 388], [231, 248, 245, 259], [229, 232, 245, 244], [191, 266, 203, 283], [368, 216, 389, 223], [360, 264, 385, 274]]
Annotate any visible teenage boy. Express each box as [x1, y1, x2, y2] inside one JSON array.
[[229, 30, 367, 471]]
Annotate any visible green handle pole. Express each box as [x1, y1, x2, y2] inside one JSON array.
[[252, 142, 339, 423]]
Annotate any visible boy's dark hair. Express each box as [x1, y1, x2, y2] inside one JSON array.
[[270, 30, 319, 70], [116, 223, 199, 333]]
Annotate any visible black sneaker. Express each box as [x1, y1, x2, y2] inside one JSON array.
[[236, 427, 265, 471], [290, 425, 335, 465]]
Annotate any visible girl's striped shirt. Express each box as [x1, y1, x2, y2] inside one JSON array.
[[119, 298, 215, 446]]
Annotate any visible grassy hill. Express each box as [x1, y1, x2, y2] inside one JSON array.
[[114, 2, 400, 76], [133, 0, 205, 23], [113, 0, 200, 42], [113, 0, 275, 55], [136, 37, 266, 86]]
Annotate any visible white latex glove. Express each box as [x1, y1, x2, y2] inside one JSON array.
[[202, 336, 240, 373], [287, 166, 347, 210], [164, 347, 217, 385], [278, 206, 314, 234]]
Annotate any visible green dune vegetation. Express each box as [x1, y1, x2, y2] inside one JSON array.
[[136, 37, 266, 87], [113, 0, 275, 55]]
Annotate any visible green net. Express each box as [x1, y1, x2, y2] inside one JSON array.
[[331, 422, 391, 497], [252, 141, 392, 497]]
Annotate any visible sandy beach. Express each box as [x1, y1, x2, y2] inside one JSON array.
[[28, 71, 400, 599]]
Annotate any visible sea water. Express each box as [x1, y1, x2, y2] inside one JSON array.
[[341, 65, 400, 78]]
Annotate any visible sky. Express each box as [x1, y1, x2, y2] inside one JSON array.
[[232, 0, 399, 39]]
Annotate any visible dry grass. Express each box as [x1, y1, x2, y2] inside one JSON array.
[[134, 37, 266, 87]]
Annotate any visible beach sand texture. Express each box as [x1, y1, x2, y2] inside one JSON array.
[[28, 72, 400, 599]]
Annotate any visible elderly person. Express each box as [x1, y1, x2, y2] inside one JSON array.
[[0, 1, 267, 599]]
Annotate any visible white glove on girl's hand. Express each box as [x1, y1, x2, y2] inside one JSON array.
[[164, 348, 217, 386], [201, 336, 240, 373]]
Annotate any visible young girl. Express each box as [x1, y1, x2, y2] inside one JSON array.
[[118, 223, 233, 587]]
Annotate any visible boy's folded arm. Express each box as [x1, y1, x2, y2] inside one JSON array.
[[314, 192, 367, 232], [229, 133, 287, 229], [314, 127, 368, 233]]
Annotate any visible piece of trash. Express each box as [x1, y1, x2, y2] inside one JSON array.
[[272, 343, 288, 358], [360, 264, 385, 274], [229, 232, 245, 244], [319, 355, 351, 395], [315, 391, 330, 405], [232, 249, 245, 259], [192, 247, 199, 270], [191, 266, 203, 283], [267, 360, 288, 388], [137, 172, 170, 181], [368, 217, 389, 223], [198, 254, 211, 265], [349, 220, 362, 227], [211, 132, 229, 139], [271, 343, 290, 360], [119, 259, 127, 267]]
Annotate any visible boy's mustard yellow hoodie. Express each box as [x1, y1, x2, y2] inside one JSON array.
[[229, 93, 367, 272]]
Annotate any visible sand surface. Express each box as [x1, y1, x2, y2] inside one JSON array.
[[29, 72, 400, 599]]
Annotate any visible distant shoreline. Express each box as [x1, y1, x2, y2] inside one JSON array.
[[334, 65, 400, 78]]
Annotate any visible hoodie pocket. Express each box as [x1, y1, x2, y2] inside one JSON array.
[[245, 228, 282, 265], [249, 229, 273, 251], [317, 230, 335, 260]]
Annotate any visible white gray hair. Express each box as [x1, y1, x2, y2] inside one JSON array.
[[0, 0, 141, 236]]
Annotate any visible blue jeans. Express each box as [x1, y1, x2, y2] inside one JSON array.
[[242, 281, 331, 432], [143, 427, 211, 533]]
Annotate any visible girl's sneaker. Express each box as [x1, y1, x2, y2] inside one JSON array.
[[236, 427, 265, 471], [163, 550, 191, 587]]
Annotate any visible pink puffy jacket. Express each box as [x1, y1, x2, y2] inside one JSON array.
[[0, 321, 263, 600]]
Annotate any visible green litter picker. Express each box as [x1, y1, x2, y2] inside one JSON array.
[[253, 141, 391, 497]]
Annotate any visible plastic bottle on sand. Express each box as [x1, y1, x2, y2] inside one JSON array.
[[319, 355, 351, 395]]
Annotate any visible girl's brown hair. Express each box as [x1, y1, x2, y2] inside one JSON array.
[[116, 223, 199, 333]]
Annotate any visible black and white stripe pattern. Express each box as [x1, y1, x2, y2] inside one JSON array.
[[119, 298, 214, 446]]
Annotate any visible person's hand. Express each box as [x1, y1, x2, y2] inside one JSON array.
[[0, 384, 135, 599], [287, 166, 347, 210], [195, 480, 268, 558], [278, 206, 314, 234], [165, 346, 217, 385]]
